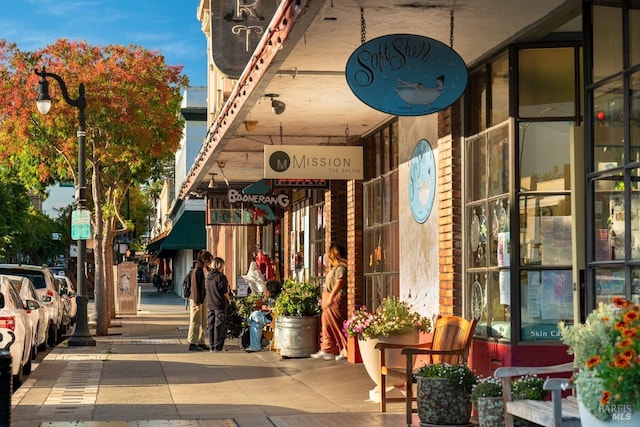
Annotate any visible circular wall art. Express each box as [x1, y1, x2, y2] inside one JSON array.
[[409, 139, 436, 223]]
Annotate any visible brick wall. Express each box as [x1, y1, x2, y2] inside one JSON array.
[[437, 102, 463, 316]]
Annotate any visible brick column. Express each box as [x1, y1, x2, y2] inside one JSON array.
[[346, 179, 364, 362], [282, 209, 291, 277], [437, 103, 463, 316]]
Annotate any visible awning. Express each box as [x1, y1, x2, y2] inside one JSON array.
[[146, 210, 206, 257], [146, 229, 169, 252]]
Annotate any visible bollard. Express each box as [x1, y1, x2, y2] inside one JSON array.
[[0, 350, 12, 427]]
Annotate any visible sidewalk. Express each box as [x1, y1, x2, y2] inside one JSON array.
[[10, 283, 411, 427]]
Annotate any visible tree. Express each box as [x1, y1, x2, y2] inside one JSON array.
[[0, 167, 64, 263], [0, 39, 187, 335]]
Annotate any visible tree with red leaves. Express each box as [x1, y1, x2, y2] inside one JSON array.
[[0, 39, 188, 335]]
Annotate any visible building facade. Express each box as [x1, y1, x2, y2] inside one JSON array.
[[180, 0, 640, 375]]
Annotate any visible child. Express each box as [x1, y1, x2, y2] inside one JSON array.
[[245, 280, 281, 352]]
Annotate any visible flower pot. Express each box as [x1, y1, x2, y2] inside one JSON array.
[[357, 331, 419, 402], [417, 376, 473, 425], [275, 315, 319, 358], [577, 398, 640, 426], [477, 396, 504, 427]]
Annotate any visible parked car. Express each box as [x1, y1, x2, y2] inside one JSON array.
[[0, 275, 34, 390], [55, 275, 76, 327], [5, 274, 48, 354], [0, 264, 64, 346]]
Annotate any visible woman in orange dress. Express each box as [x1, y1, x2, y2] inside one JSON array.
[[311, 243, 348, 360]]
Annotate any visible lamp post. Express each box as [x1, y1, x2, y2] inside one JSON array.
[[35, 66, 96, 347]]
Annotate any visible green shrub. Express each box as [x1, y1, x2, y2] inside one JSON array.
[[416, 363, 478, 394], [511, 375, 547, 401], [273, 279, 321, 317], [471, 376, 503, 402]]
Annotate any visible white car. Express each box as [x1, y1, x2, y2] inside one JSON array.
[[55, 275, 76, 328], [0, 264, 63, 347], [0, 275, 33, 390], [7, 275, 48, 353]]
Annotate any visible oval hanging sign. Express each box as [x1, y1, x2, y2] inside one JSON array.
[[345, 34, 468, 116]]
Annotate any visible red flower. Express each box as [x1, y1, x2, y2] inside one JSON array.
[[585, 356, 601, 369]]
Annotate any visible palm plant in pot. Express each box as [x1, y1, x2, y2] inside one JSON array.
[[415, 363, 477, 425], [272, 278, 321, 358]]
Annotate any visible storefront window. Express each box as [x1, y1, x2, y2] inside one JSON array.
[[632, 5, 640, 67], [632, 269, 640, 304], [594, 267, 626, 305], [363, 119, 399, 311], [466, 134, 487, 201], [631, 73, 640, 161], [519, 195, 572, 266], [592, 5, 623, 83], [520, 122, 573, 189], [520, 269, 573, 341], [588, 2, 640, 307], [490, 53, 509, 127], [466, 121, 511, 340], [593, 78, 625, 167], [518, 48, 576, 118]]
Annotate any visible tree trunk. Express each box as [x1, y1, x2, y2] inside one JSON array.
[[92, 167, 110, 336]]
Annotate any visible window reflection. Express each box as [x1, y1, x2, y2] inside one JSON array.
[[520, 270, 573, 341]]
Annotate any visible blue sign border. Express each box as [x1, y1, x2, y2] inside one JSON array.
[[345, 34, 468, 116]]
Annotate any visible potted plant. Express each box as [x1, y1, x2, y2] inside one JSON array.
[[559, 297, 640, 425], [226, 292, 262, 340], [472, 376, 504, 427], [472, 375, 545, 427], [415, 363, 477, 425], [343, 296, 432, 400], [272, 279, 321, 358]]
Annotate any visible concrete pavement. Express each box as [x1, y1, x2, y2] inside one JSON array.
[[10, 283, 413, 427]]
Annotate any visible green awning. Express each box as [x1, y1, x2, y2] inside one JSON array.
[[147, 210, 206, 257]]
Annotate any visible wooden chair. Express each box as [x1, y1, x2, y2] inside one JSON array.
[[376, 315, 478, 427]]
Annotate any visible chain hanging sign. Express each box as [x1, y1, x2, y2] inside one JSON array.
[[345, 33, 468, 116]]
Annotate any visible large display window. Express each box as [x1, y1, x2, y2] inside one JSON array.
[[587, 2, 640, 308], [465, 44, 580, 344], [363, 119, 399, 311]]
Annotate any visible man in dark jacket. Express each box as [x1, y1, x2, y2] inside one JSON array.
[[205, 257, 231, 352], [187, 250, 212, 351]]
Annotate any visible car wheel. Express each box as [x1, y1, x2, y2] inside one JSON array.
[[23, 353, 32, 375], [47, 323, 58, 347], [31, 343, 37, 360], [13, 367, 23, 392], [58, 324, 67, 341]]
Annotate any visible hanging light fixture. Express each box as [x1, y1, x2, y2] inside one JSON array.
[[208, 173, 217, 189], [265, 93, 285, 115]]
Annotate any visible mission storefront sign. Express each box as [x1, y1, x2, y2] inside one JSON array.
[[264, 145, 363, 180]]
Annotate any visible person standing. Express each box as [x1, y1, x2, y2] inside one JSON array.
[[311, 243, 348, 360], [206, 257, 231, 352], [188, 250, 213, 351]]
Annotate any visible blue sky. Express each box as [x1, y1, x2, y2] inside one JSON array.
[[1, 0, 207, 86]]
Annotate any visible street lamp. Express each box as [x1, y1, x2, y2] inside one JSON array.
[[35, 66, 96, 347]]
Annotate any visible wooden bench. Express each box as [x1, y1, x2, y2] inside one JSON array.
[[493, 362, 581, 427]]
